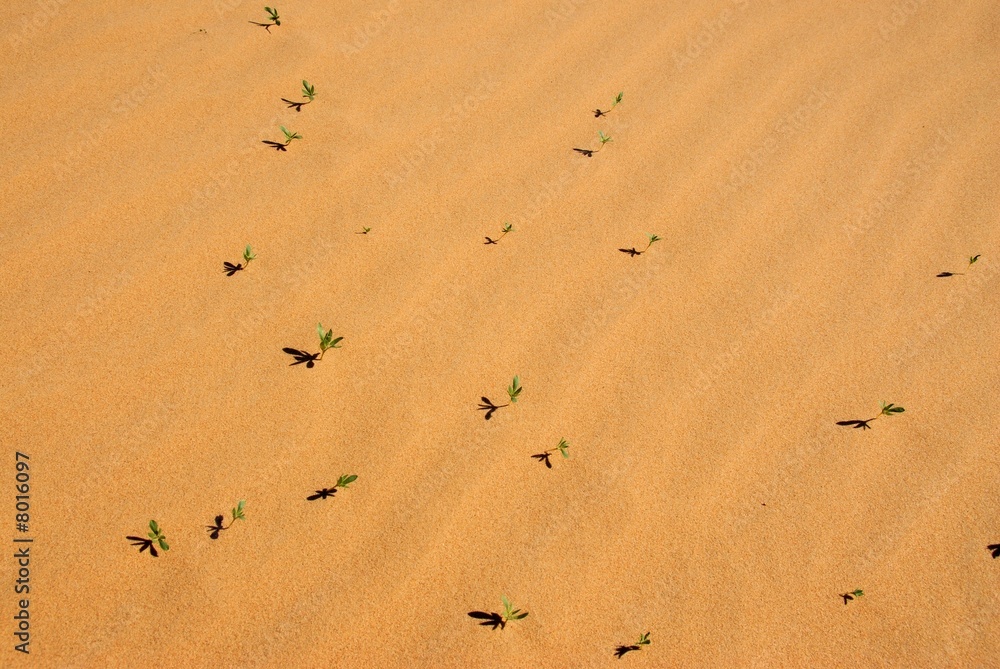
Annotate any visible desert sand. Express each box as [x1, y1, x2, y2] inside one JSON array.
[[1, 0, 999, 666]]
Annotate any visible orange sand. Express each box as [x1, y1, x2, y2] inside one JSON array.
[[2, 0, 999, 666]]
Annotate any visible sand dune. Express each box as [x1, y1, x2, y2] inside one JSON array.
[[2, 0, 998, 666]]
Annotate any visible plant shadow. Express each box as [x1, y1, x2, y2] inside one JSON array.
[[618, 247, 640, 257], [836, 419, 872, 430], [262, 140, 288, 151], [281, 98, 306, 112], [282, 348, 320, 367], [614, 645, 641, 659], [988, 543, 1000, 558], [467, 611, 505, 630], [573, 148, 594, 157]]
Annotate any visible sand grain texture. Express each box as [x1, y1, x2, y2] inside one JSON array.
[[1, 0, 999, 667]]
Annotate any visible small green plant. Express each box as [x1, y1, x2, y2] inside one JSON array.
[[468, 595, 529, 630], [619, 234, 661, 257], [206, 500, 247, 540], [282, 323, 342, 367], [837, 401, 904, 430], [282, 80, 316, 112], [532, 438, 569, 469], [478, 376, 522, 420], [614, 632, 650, 658], [317, 323, 343, 359], [356, 227, 372, 235], [250, 6, 280, 31], [484, 222, 513, 245], [574, 131, 612, 157], [937, 254, 982, 277], [307, 474, 358, 500], [126, 520, 169, 557], [840, 589, 864, 605], [223, 245, 256, 276], [594, 91, 623, 117], [263, 125, 302, 151]]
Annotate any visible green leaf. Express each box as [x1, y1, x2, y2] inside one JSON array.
[[970, 254, 981, 265], [158, 538, 170, 551], [317, 323, 325, 340], [501, 594, 511, 612], [512, 611, 528, 620], [149, 520, 159, 534]]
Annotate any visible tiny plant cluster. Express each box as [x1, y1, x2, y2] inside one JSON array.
[[468, 595, 529, 630], [283, 323, 343, 367], [614, 631, 651, 658], [620, 234, 661, 257], [937, 254, 981, 277], [283, 80, 316, 112], [840, 589, 864, 605], [478, 376, 522, 420], [484, 222, 513, 245], [263, 125, 302, 151], [837, 401, 905, 430], [207, 500, 247, 540], [250, 6, 280, 31], [307, 474, 358, 501], [126, 520, 170, 557], [223, 245, 256, 276], [532, 438, 570, 469], [594, 91, 624, 118], [574, 131, 613, 157]]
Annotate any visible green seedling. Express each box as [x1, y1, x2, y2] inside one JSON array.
[[207, 500, 247, 540], [615, 632, 651, 658], [282, 323, 342, 367], [938, 254, 982, 277], [126, 520, 169, 557], [840, 589, 864, 605], [484, 222, 513, 245], [478, 376, 522, 420], [307, 474, 358, 500], [574, 131, 612, 157], [620, 234, 661, 257], [356, 227, 372, 235], [263, 126, 302, 151], [250, 6, 280, 31], [223, 245, 256, 276], [468, 595, 529, 630], [282, 80, 316, 112], [594, 91, 624, 117], [837, 401, 904, 430], [532, 438, 569, 469]]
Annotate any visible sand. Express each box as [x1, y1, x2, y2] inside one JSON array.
[[1, 0, 999, 666]]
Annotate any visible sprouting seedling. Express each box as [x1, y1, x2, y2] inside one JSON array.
[[317, 323, 343, 359], [837, 401, 904, 430], [484, 222, 513, 245], [223, 245, 256, 276], [282, 80, 316, 112], [356, 227, 372, 235], [282, 323, 341, 367], [619, 234, 661, 257], [532, 438, 570, 469], [507, 375, 522, 403], [594, 91, 624, 117], [126, 520, 169, 557], [263, 125, 302, 151], [614, 632, 651, 659], [468, 595, 528, 631], [250, 6, 280, 31], [477, 376, 522, 420], [840, 589, 864, 605], [574, 131, 613, 157], [937, 253, 982, 277], [207, 500, 247, 540], [306, 474, 358, 501]]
